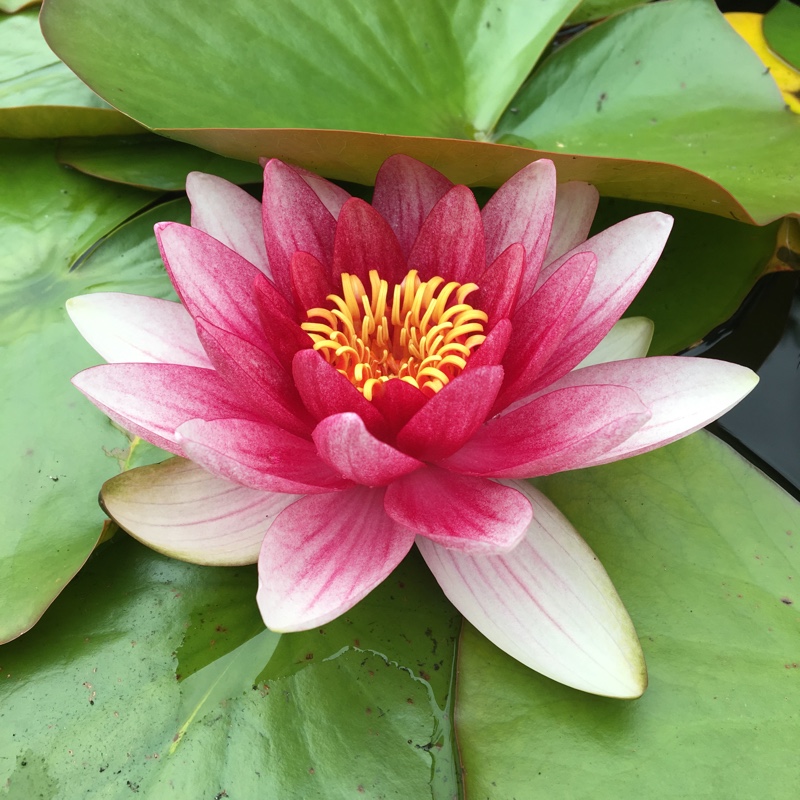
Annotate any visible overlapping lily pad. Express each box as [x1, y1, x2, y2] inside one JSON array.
[[57, 135, 263, 190], [0, 140, 177, 643], [0, 8, 142, 137], [40, 0, 799, 223], [764, 0, 800, 71], [457, 431, 800, 797], [0, 541, 460, 797], [497, 0, 800, 225]]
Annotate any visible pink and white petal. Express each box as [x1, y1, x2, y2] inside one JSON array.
[[529, 213, 673, 392], [262, 159, 337, 301], [72, 363, 255, 455], [543, 181, 599, 266], [156, 222, 270, 351], [313, 413, 423, 487], [396, 366, 503, 461], [178, 418, 352, 494], [442, 385, 650, 478], [371, 154, 453, 259], [257, 487, 416, 631], [474, 244, 524, 327], [292, 349, 387, 437], [186, 172, 270, 275], [332, 198, 407, 287], [418, 481, 647, 698], [66, 293, 211, 368], [291, 165, 351, 218], [101, 457, 299, 566], [482, 159, 557, 300], [385, 468, 531, 554], [575, 317, 654, 370], [496, 251, 596, 411], [547, 356, 759, 467], [195, 319, 313, 436], [407, 185, 485, 285]]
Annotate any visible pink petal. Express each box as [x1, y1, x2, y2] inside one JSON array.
[[262, 159, 337, 301], [291, 164, 351, 218], [195, 318, 313, 436], [496, 251, 596, 410], [177, 418, 351, 494], [482, 159, 557, 301], [368, 379, 428, 436], [396, 366, 503, 461], [257, 487, 416, 631], [292, 349, 387, 438], [371, 154, 453, 259], [474, 244, 524, 327], [312, 413, 423, 486], [464, 319, 512, 371], [418, 481, 647, 698], [72, 363, 256, 455], [544, 356, 759, 467], [155, 222, 270, 352], [442, 385, 650, 478], [384, 468, 532, 554], [407, 185, 485, 285], [530, 213, 673, 392], [66, 293, 211, 368], [101, 457, 298, 566], [576, 317, 654, 370], [543, 181, 599, 265], [253, 273, 311, 371], [290, 250, 334, 312], [186, 172, 270, 275], [332, 197, 407, 287]]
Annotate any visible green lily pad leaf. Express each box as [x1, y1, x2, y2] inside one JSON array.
[[0, 539, 461, 797], [566, 0, 648, 25], [457, 431, 800, 797], [57, 135, 263, 190], [0, 8, 143, 137], [157, 127, 765, 223], [496, 0, 800, 226], [0, 140, 180, 644], [593, 197, 785, 355], [764, 0, 800, 72], [41, 0, 576, 139]]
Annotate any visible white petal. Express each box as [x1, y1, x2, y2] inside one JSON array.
[[101, 457, 299, 566], [543, 180, 599, 264], [575, 317, 654, 369], [418, 481, 647, 698], [67, 293, 211, 368]]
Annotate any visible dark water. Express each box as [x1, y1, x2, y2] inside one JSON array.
[[686, 271, 800, 499]]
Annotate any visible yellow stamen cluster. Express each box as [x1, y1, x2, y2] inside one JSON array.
[[302, 269, 488, 400]]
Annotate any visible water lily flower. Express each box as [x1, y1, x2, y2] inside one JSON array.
[[68, 156, 757, 698]]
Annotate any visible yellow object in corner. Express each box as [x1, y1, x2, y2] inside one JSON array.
[[725, 12, 800, 113]]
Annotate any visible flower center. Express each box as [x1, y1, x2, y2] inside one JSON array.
[[302, 269, 488, 400]]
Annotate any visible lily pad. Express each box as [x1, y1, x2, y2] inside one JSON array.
[[764, 0, 800, 71], [0, 140, 174, 644], [57, 135, 263, 190], [496, 0, 800, 226], [457, 431, 800, 797], [41, 0, 576, 138], [0, 8, 142, 137], [0, 540, 460, 797]]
